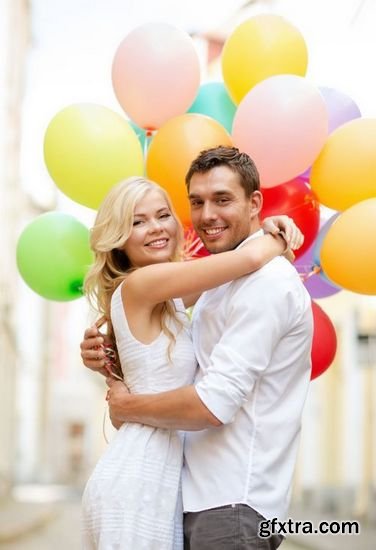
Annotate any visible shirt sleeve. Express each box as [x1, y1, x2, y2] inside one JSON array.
[[195, 273, 291, 424]]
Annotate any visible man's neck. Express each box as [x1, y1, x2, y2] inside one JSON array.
[[235, 224, 263, 250]]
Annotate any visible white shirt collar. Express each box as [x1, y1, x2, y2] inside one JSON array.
[[235, 228, 264, 250]]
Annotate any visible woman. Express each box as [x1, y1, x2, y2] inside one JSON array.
[[81, 176, 300, 549]]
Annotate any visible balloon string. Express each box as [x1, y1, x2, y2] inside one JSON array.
[[300, 265, 321, 281], [102, 404, 109, 444], [143, 129, 155, 174], [266, 196, 318, 216], [183, 232, 206, 259]]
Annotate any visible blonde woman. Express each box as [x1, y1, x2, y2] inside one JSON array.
[[81, 174, 301, 550]]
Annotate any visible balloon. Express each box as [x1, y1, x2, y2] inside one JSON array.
[[311, 118, 376, 211], [44, 104, 144, 209], [146, 114, 232, 227], [183, 225, 210, 260], [299, 166, 311, 182], [298, 86, 361, 181], [294, 243, 341, 299], [320, 198, 376, 295], [222, 14, 308, 105], [232, 75, 328, 187], [16, 212, 93, 301], [312, 213, 340, 268], [187, 82, 236, 134], [112, 23, 200, 130], [261, 177, 320, 258], [311, 301, 337, 380], [319, 86, 361, 134], [128, 120, 148, 152]]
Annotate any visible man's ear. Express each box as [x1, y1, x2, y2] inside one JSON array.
[[249, 190, 263, 218]]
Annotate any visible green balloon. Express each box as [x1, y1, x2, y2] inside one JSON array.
[[16, 212, 93, 301], [187, 82, 236, 134], [128, 119, 155, 155], [128, 120, 147, 151]]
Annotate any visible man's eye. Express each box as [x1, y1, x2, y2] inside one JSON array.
[[190, 201, 202, 207], [216, 199, 229, 204]]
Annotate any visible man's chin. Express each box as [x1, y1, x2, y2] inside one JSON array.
[[201, 235, 247, 254], [201, 240, 229, 254]]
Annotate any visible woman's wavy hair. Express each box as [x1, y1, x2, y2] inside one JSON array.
[[84, 176, 184, 358]]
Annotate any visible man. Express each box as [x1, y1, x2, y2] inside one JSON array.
[[81, 146, 313, 549]]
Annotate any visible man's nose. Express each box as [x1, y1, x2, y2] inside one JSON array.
[[201, 202, 218, 221]]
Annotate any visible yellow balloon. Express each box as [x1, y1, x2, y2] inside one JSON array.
[[222, 15, 308, 105], [146, 114, 232, 227], [311, 118, 376, 211], [44, 104, 144, 209], [321, 198, 376, 295]]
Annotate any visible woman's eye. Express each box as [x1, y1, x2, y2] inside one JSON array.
[[160, 213, 171, 219], [133, 220, 143, 226]]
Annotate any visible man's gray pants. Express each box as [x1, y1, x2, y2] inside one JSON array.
[[184, 503, 284, 549]]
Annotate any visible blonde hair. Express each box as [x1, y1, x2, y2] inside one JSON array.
[[84, 176, 184, 359]]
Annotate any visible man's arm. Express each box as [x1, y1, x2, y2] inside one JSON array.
[[108, 269, 293, 430], [80, 323, 123, 379], [106, 378, 222, 430]]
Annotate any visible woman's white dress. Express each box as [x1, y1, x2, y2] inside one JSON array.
[[82, 283, 197, 549]]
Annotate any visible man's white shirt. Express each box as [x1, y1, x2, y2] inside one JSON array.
[[182, 230, 313, 522]]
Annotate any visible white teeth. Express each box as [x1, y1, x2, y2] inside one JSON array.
[[147, 239, 167, 247], [205, 228, 225, 235]]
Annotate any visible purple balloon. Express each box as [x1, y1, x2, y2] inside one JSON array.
[[319, 86, 361, 134], [299, 86, 361, 181], [312, 213, 340, 266], [300, 166, 311, 182], [294, 240, 341, 299]]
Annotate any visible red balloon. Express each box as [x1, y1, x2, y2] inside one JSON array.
[[261, 177, 320, 259], [311, 301, 337, 380], [183, 225, 210, 260]]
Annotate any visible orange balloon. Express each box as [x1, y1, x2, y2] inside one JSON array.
[[146, 114, 232, 227], [321, 198, 376, 295]]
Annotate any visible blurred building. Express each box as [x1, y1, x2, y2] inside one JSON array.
[[0, 0, 107, 504], [0, 0, 29, 500], [295, 292, 376, 524]]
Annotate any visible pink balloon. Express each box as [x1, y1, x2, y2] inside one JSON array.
[[232, 75, 328, 187], [112, 23, 200, 131]]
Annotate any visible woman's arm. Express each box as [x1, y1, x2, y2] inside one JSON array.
[[180, 215, 303, 309], [125, 233, 286, 307]]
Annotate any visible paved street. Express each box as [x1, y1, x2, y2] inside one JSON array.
[[0, 500, 81, 550], [0, 498, 307, 550], [2, 493, 375, 550]]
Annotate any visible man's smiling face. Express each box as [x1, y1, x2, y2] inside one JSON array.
[[188, 165, 261, 254]]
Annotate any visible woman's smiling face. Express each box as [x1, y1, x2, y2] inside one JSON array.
[[122, 188, 179, 267]]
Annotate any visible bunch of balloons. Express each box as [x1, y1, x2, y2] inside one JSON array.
[[17, 14, 376, 378]]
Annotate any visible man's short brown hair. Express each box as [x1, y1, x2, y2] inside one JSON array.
[[185, 146, 260, 197]]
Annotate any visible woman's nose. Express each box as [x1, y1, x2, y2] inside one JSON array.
[[148, 218, 163, 231]]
